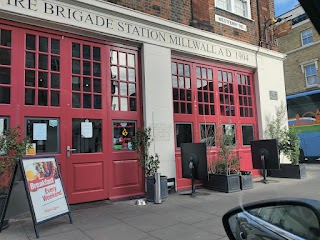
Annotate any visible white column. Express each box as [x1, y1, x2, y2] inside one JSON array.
[[254, 53, 290, 163], [141, 43, 176, 178]]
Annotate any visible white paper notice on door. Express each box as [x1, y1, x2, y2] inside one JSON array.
[[81, 121, 93, 138], [33, 123, 47, 140], [0, 119, 4, 136]]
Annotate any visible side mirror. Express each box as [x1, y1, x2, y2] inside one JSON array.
[[222, 199, 320, 240]]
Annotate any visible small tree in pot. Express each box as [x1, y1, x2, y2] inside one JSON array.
[[132, 127, 166, 202], [205, 124, 241, 193], [0, 127, 28, 230], [265, 103, 306, 178]]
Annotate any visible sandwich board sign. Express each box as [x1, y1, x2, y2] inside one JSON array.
[[20, 156, 72, 238]]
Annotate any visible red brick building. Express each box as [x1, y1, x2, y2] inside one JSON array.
[[0, 0, 287, 204]]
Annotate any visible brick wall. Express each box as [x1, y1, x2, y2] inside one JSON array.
[[278, 21, 320, 95], [105, 0, 275, 48]]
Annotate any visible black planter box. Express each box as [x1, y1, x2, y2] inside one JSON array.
[[239, 174, 253, 190], [205, 174, 240, 193], [146, 176, 168, 202], [268, 164, 307, 179]]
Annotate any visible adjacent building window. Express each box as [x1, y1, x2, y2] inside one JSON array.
[[216, 0, 251, 18], [301, 28, 313, 46], [176, 123, 193, 148], [303, 63, 318, 87]]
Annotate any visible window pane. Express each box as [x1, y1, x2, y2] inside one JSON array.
[[93, 47, 100, 61], [51, 56, 60, 71], [26, 118, 60, 154], [72, 93, 81, 108], [83, 61, 91, 75], [51, 91, 60, 106], [0, 49, 11, 65], [200, 124, 215, 147], [242, 125, 254, 145], [176, 123, 192, 148], [113, 121, 135, 151], [1, 30, 11, 47], [51, 39, 60, 54], [38, 72, 48, 88], [39, 54, 48, 70], [120, 97, 128, 111], [72, 43, 80, 58], [72, 76, 80, 91], [83, 94, 91, 108], [25, 89, 35, 105], [223, 124, 236, 145], [94, 95, 101, 109], [26, 34, 36, 50], [83, 45, 90, 59], [72, 60, 80, 74], [51, 73, 60, 89], [93, 79, 101, 93], [39, 37, 48, 52], [38, 90, 48, 106], [0, 87, 10, 104], [128, 54, 135, 67], [0, 117, 9, 136], [72, 119, 102, 153], [0, 67, 10, 84], [83, 77, 91, 92]]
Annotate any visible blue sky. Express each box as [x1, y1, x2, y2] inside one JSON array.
[[274, 0, 299, 16]]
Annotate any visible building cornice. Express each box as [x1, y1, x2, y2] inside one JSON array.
[[0, 0, 286, 66]]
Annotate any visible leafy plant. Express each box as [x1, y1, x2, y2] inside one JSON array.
[[0, 127, 29, 192], [282, 127, 300, 165], [264, 102, 287, 152], [265, 102, 300, 165], [209, 124, 240, 175], [131, 127, 159, 177]]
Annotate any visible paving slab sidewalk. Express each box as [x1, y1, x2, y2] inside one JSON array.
[[1, 164, 320, 240]]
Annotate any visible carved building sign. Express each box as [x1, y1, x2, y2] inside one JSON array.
[[1, 0, 256, 66]]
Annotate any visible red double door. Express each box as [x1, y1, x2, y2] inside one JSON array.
[[0, 22, 143, 204]]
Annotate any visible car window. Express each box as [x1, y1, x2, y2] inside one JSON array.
[[249, 205, 320, 239]]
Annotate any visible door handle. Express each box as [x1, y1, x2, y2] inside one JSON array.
[[67, 145, 77, 157]]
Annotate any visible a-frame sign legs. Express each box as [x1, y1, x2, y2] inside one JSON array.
[[0, 163, 18, 233]]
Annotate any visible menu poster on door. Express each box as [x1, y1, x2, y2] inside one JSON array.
[[20, 157, 69, 223], [33, 123, 47, 141]]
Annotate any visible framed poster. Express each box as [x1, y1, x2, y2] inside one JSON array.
[[20, 156, 71, 224]]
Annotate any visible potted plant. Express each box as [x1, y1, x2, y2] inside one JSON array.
[[205, 124, 241, 193], [265, 103, 306, 179], [0, 127, 28, 230], [131, 127, 168, 202], [238, 171, 253, 190]]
